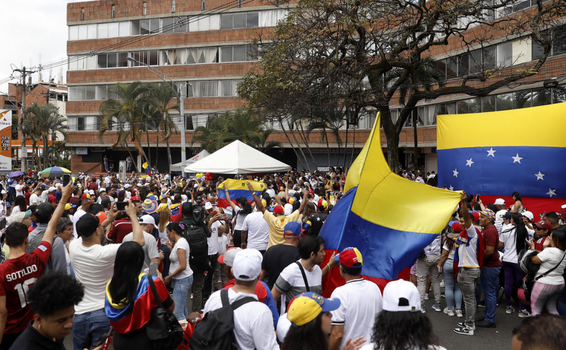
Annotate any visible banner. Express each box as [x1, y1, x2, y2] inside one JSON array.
[[0, 110, 12, 171]]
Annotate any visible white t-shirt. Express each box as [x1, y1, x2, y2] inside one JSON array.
[[458, 225, 479, 268], [122, 231, 159, 270], [499, 224, 519, 263], [69, 239, 121, 314], [158, 221, 169, 244], [29, 193, 41, 205], [242, 212, 269, 251], [442, 241, 455, 260], [331, 279, 383, 349], [73, 208, 87, 239], [536, 247, 566, 285], [11, 206, 21, 215], [234, 207, 249, 231], [15, 185, 23, 197], [203, 289, 279, 350], [208, 221, 222, 255], [275, 260, 323, 312], [170, 237, 193, 280]]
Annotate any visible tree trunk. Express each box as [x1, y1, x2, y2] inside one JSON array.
[[43, 135, 49, 169], [297, 121, 317, 169], [123, 140, 140, 172], [279, 118, 307, 171], [155, 128, 160, 173], [351, 125, 356, 167], [384, 127, 400, 174], [413, 110, 419, 172], [325, 130, 331, 168], [166, 139, 172, 174], [287, 120, 310, 171], [342, 121, 349, 169], [146, 129, 152, 168]]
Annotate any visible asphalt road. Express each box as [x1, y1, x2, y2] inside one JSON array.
[[64, 286, 524, 350]]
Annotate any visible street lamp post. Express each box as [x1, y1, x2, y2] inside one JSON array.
[[126, 57, 188, 177]]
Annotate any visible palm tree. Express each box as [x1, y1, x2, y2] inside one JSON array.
[[192, 109, 281, 153], [24, 103, 68, 168], [308, 102, 345, 168], [147, 83, 179, 172], [99, 82, 150, 166]]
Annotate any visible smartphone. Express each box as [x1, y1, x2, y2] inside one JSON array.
[[149, 262, 159, 277], [63, 175, 70, 186], [91, 327, 113, 349], [475, 195, 480, 202], [116, 201, 126, 211]]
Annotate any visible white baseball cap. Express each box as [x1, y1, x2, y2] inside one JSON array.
[[48, 187, 56, 193], [382, 280, 421, 312], [204, 202, 213, 210], [139, 215, 158, 229], [218, 247, 242, 267], [494, 198, 506, 205], [523, 211, 534, 221], [232, 249, 262, 281]]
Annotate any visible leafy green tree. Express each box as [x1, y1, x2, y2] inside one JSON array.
[[99, 82, 150, 166], [24, 103, 68, 168], [192, 109, 281, 153], [146, 83, 179, 171]]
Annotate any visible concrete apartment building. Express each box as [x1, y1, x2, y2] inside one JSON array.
[[66, 0, 566, 174]]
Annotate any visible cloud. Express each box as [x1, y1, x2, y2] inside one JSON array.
[[0, 0, 83, 93]]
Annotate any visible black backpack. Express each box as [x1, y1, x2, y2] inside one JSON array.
[[183, 222, 209, 272], [189, 289, 257, 350]]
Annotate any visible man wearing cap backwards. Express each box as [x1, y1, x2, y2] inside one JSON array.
[[122, 214, 160, 271], [69, 201, 145, 350], [203, 249, 279, 350], [260, 222, 302, 291], [493, 198, 507, 234], [217, 247, 279, 327], [475, 207, 501, 328], [25, 203, 68, 274], [247, 181, 308, 249], [329, 247, 383, 350], [0, 183, 72, 350]]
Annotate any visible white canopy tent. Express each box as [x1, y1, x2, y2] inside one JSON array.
[[185, 140, 291, 174], [170, 150, 210, 172]]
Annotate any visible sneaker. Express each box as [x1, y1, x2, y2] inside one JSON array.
[[421, 306, 426, 314], [518, 310, 531, 318], [432, 303, 442, 312], [456, 309, 463, 318], [476, 320, 496, 328], [424, 293, 430, 301], [506, 306, 515, 314], [445, 308, 455, 317], [478, 300, 485, 308], [457, 322, 475, 330], [454, 325, 474, 336], [440, 280, 445, 288]]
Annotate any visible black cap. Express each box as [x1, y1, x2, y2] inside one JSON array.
[[76, 214, 99, 238], [503, 211, 513, 220]]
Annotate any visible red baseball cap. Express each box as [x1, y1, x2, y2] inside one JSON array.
[[81, 193, 91, 200], [471, 212, 479, 222], [534, 219, 552, 232], [451, 222, 462, 233], [273, 205, 284, 215], [334, 247, 363, 268]]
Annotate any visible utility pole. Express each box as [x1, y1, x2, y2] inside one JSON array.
[[12, 66, 38, 173]]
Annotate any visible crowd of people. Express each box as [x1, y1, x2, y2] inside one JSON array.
[[0, 166, 563, 350]]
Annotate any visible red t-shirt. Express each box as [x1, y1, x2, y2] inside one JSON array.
[[0, 242, 52, 334], [24, 192, 32, 206], [48, 195, 58, 205], [482, 226, 501, 268], [535, 236, 548, 251], [107, 218, 133, 243]]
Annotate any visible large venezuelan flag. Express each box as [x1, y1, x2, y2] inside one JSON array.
[[217, 179, 265, 208], [437, 103, 566, 199], [320, 113, 461, 287]]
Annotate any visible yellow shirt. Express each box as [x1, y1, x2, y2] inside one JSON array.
[[264, 210, 301, 248]]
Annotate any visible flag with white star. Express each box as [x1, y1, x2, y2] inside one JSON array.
[[437, 103, 566, 199]]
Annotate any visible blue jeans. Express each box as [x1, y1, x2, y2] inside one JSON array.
[[558, 285, 566, 316], [172, 275, 194, 321], [476, 266, 500, 323], [72, 308, 111, 350], [443, 259, 462, 310]]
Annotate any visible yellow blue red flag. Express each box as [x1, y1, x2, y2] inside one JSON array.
[[320, 113, 461, 280], [437, 103, 566, 198], [217, 179, 265, 208]]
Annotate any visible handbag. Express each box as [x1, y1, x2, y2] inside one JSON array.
[[146, 277, 184, 350], [534, 251, 566, 281]]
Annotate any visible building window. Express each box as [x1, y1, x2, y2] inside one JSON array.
[[238, 0, 242, 8], [112, 4, 115, 18], [81, 7, 85, 21], [202, 1, 205, 11], [172, 0, 176, 13], [143, 2, 147, 16]]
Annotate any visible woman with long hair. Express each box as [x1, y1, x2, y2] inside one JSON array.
[[361, 280, 445, 350], [528, 226, 566, 316], [164, 222, 193, 321], [300, 202, 316, 226], [509, 191, 523, 213], [499, 212, 529, 316], [281, 292, 364, 350], [12, 195, 26, 215], [105, 241, 174, 349], [158, 208, 172, 276], [437, 223, 463, 317]]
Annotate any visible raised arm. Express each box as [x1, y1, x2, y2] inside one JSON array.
[[460, 192, 472, 229], [42, 182, 73, 245], [298, 188, 309, 214], [223, 187, 238, 212], [247, 181, 265, 214], [125, 201, 145, 247]]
